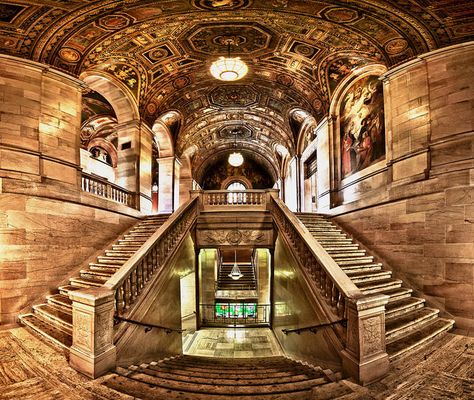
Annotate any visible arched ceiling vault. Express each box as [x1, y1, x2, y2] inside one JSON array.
[[1, 0, 472, 176]]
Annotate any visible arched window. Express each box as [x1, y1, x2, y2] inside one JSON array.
[[226, 181, 247, 204]]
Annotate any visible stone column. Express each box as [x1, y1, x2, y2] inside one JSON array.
[[157, 156, 175, 213], [341, 294, 390, 385], [69, 288, 116, 379], [115, 120, 152, 212]]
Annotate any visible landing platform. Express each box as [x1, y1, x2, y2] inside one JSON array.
[[183, 328, 282, 358]]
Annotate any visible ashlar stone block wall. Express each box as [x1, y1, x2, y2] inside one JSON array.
[[0, 56, 140, 325], [330, 43, 474, 331]]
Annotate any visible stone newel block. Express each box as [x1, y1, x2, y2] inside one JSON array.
[[69, 288, 116, 378], [341, 294, 390, 385]]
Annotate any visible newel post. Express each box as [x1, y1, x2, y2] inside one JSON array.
[[341, 293, 390, 385], [69, 288, 116, 378]]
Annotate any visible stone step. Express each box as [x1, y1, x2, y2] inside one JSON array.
[[80, 269, 114, 280], [58, 285, 82, 296], [69, 276, 104, 288], [89, 265, 121, 274], [385, 297, 425, 319], [324, 245, 360, 252], [124, 233, 151, 239], [46, 294, 72, 312], [340, 263, 383, 273], [105, 250, 136, 257], [97, 256, 128, 264], [330, 251, 367, 258], [118, 239, 146, 245], [381, 287, 414, 302], [19, 314, 72, 349], [387, 318, 455, 360], [114, 369, 328, 395], [316, 238, 353, 244], [309, 231, 345, 237], [32, 304, 72, 334], [336, 257, 374, 266], [89, 262, 123, 269], [385, 307, 440, 343], [133, 365, 323, 386], [357, 278, 403, 294], [112, 244, 141, 251], [346, 270, 392, 283], [129, 228, 158, 234], [307, 227, 341, 232]]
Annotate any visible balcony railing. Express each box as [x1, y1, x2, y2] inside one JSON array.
[[81, 172, 135, 208], [200, 303, 270, 327]]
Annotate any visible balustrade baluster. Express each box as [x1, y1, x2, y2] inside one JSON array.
[[136, 262, 143, 291], [325, 278, 332, 301], [331, 284, 338, 307], [115, 287, 123, 314], [123, 279, 131, 310]]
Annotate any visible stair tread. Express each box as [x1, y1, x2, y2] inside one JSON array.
[[386, 307, 439, 335], [387, 318, 454, 359], [385, 297, 425, 314], [19, 314, 72, 349], [33, 303, 72, 325]]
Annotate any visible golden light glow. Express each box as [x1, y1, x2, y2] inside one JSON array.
[[228, 151, 244, 167], [210, 57, 248, 81]]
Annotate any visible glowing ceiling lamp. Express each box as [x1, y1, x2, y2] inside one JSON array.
[[228, 250, 243, 280], [210, 38, 248, 82], [228, 128, 244, 167]]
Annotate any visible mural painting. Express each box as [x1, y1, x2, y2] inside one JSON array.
[[340, 75, 385, 179]]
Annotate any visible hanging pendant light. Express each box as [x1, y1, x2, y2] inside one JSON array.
[[228, 128, 244, 167], [210, 38, 248, 82], [228, 250, 243, 280]]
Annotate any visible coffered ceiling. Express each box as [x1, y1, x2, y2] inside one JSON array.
[[1, 0, 473, 175]]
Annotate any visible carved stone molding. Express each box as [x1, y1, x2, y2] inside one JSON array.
[[197, 228, 272, 247]]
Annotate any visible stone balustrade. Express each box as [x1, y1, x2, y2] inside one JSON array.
[[81, 172, 136, 208]]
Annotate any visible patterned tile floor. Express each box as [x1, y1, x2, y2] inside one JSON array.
[[184, 328, 282, 358]]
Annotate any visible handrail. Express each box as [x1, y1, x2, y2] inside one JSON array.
[[81, 171, 136, 208], [114, 315, 184, 334], [282, 319, 347, 335], [270, 196, 362, 319], [203, 189, 266, 207], [104, 193, 199, 314]]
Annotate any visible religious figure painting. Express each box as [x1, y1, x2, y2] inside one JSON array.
[[340, 75, 385, 179]]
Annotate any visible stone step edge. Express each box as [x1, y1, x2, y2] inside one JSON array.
[[19, 313, 71, 351]]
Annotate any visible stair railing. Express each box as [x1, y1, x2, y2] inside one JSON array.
[[271, 196, 361, 319], [103, 193, 200, 314], [269, 193, 390, 384], [81, 171, 136, 208]]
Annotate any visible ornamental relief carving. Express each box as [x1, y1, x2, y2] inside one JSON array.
[[198, 229, 270, 246], [73, 312, 92, 351], [96, 308, 114, 351], [362, 316, 383, 355]]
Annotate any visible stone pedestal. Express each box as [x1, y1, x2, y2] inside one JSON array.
[[341, 294, 390, 385], [69, 288, 116, 379]]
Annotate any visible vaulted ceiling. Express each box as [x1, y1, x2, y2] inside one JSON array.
[[1, 0, 473, 177]]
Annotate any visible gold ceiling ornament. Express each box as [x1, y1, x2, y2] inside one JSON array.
[[210, 37, 248, 81]]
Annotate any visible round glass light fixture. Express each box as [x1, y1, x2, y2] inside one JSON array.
[[228, 151, 244, 167], [210, 57, 248, 81], [228, 250, 243, 280]]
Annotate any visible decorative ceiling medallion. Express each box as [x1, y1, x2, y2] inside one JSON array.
[[218, 124, 253, 139], [192, 0, 252, 11], [276, 74, 294, 87], [209, 85, 259, 107], [98, 14, 131, 30], [59, 48, 81, 63], [288, 41, 320, 60], [385, 38, 409, 55], [323, 7, 360, 23], [143, 45, 173, 63], [173, 76, 191, 89], [186, 23, 273, 55]]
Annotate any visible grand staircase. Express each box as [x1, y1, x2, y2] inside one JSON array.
[[217, 262, 257, 290], [101, 355, 354, 399], [297, 212, 455, 360], [18, 214, 170, 350]]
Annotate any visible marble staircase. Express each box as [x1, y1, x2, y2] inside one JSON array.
[[217, 262, 257, 290], [101, 355, 354, 399], [18, 214, 170, 350], [296, 212, 455, 360]]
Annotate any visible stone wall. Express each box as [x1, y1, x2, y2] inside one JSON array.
[[0, 56, 142, 325], [318, 42, 474, 331]]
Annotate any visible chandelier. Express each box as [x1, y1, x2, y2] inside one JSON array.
[[210, 38, 248, 82], [228, 128, 244, 167], [228, 250, 243, 280]]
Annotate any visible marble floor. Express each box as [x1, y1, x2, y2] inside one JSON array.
[[0, 327, 473, 399], [183, 327, 282, 358]]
